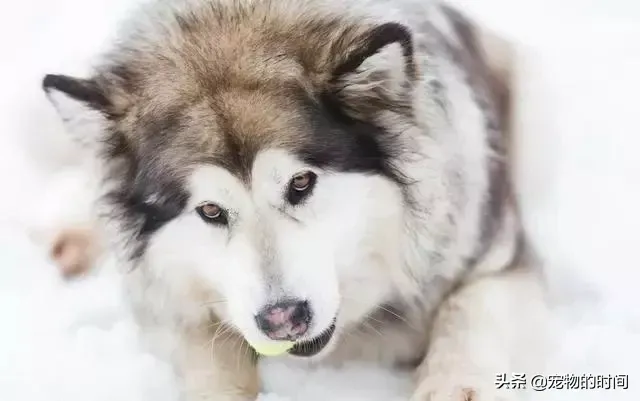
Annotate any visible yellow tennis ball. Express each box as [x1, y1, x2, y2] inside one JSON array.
[[250, 341, 295, 356]]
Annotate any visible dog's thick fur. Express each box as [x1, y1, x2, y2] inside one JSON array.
[[42, 0, 547, 400]]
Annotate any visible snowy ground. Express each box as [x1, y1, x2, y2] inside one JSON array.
[[1, 1, 639, 401]]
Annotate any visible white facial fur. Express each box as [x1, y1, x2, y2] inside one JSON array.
[[141, 148, 405, 351]]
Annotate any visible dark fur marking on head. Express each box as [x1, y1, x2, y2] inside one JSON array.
[[104, 167, 190, 260], [306, 92, 407, 185], [101, 114, 191, 260], [211, 106, 263, 183]]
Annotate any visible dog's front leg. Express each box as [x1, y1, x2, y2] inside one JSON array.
[[411, 266, 548, 401], [170, 325, 260, 401]]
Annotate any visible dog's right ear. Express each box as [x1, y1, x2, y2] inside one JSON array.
[[42, 74, 115, 149], [325, 22, 417, 121]]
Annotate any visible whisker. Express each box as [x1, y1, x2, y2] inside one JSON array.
[[364, 314, 386, 326], [375, 304, 417, 330], [362, 319, 383, 337], [209, 323, 233, 363], [341, 326, 360, 341], [199, 320, 229, 350], [212, 328, 237, 363], [207, 323, 225, 354], [339, 294, 420, 332], [242, 338, 252, 368], [200, 299, 229, 308], [206, 320, 227, 330], [236, 338, 247, 373], [229, 334, 243, 372]]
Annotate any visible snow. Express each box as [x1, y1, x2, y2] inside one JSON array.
[[1, 0, 639, 400]]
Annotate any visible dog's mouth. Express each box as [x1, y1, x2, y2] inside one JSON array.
[[287, 321, 337, 357]]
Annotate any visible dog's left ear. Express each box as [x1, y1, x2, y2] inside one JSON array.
[[42, 74, 123, 151], [329, 22, 417, 119]]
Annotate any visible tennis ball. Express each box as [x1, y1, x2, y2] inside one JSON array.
[[250, 341, 295, 356]]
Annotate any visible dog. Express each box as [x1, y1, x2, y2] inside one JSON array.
[[41, 0, 547, 399]]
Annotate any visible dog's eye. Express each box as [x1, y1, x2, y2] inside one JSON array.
[[196, 202, 228, 225], [287, 171, 317, 205]]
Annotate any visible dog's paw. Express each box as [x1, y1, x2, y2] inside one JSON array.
[[49, 226, 100, 278], [411, 377, 511, 401]]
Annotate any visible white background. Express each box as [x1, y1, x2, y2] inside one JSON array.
[[0, 0, 639, 400]]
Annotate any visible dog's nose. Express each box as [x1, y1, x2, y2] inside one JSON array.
[[255, 300, 311, 341]]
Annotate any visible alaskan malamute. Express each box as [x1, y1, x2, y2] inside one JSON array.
[[43, 0, 546, 399]]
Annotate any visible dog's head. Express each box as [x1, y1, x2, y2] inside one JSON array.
[[43, 2, 424, 357]]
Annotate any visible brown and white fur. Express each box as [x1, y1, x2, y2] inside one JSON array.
[[41, 0, 547, 400]]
